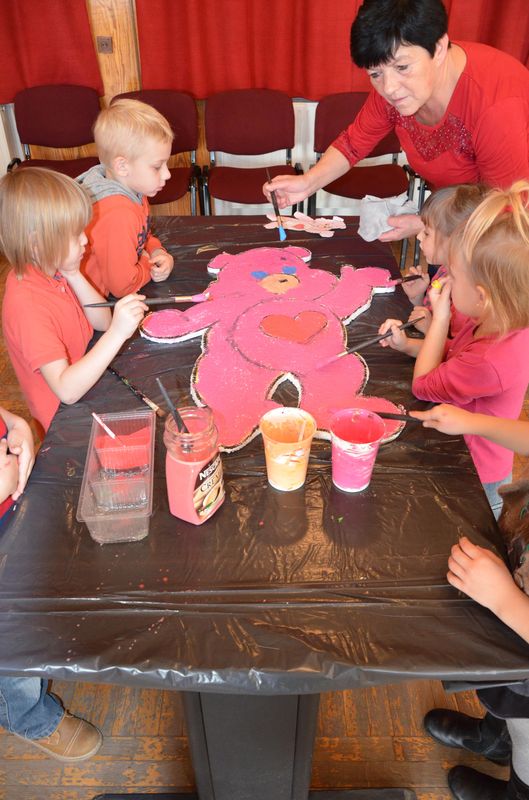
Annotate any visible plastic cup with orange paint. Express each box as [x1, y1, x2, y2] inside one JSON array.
[[259, 407, 316, 491]]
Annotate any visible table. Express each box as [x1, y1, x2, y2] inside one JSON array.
[[1, 217, 528, 800]]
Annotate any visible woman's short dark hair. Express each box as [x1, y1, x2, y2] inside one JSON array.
[[351, 0, 449, 68]]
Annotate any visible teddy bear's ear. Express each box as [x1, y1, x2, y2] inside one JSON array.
[[207, 252, 232, 275], [283, 246, 312, 263]]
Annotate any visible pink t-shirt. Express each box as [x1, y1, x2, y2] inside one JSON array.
[[412, 318, 529, 483]]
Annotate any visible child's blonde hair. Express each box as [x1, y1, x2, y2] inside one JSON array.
[[94, 98, 173, 166], [0, 167, 91, 277], [420, 183, 489, 239], [450, 180, 529, 336]]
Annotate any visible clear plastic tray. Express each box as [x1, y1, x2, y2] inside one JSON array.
[[77, 409, 155, 544]]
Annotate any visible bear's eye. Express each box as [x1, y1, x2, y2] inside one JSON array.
[[519, 504, 529, 520], [251, 270, 268, 280], [282, 266, 297, 275]]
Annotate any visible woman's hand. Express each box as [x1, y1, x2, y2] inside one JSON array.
[[379, 213, 423, 242], [263, 174, 312, 209]]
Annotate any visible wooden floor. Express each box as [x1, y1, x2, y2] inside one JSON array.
[[0, 240, 525, 800]]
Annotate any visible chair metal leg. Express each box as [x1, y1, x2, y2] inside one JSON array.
[[307, 193, 316, 217], [413, 237, 422, 266], [202, 183, 211, 216], [190, 183, 197, 216]]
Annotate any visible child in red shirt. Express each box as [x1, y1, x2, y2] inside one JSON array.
[[411, 403, 529, 800], [79, 98, 174, 298], [402, 183, 488, 336], [379, 181, 529, 518], [0, 168, 147, 434]]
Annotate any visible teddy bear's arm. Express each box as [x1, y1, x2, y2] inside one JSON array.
[[323, 266, 395, 321], [143, 294, 236, 340]]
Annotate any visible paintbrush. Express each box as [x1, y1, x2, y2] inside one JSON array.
[[376, 411, 421, 423], [85, 292, 209, 308], [320, 317, 426, 368], [388, 274, 425, 287], [156, 377, 189, 434], [92, 412, 127, 445], [107, 365, 166, 418], [265, 168, 287, 242]]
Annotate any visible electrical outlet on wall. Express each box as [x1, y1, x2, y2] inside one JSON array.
[[96, 36, 113, 54]]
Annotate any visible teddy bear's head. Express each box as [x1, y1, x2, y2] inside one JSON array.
[[206, 245, 314, 298]]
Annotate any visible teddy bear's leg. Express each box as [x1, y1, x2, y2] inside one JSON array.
[[193, 349, 280, 449], [299, 355, 403, 440]]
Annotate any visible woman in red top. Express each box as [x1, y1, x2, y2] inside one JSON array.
[[264, 0, 529, 244]]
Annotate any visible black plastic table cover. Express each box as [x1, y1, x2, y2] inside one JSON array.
[[1, 216, 528, 695]]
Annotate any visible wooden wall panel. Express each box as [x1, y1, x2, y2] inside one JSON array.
[[86, 0, 141, 105], [28, 0, 194, 214]]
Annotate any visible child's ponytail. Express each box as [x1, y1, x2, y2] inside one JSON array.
[[452, 181, 529, 336]]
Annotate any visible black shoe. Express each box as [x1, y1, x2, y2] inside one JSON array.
[[448, 765, 509, 800], [510, 768, 529, 800], [424, 708, 511, 764]]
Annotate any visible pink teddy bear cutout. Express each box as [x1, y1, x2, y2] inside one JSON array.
[[141, 245, 404, 450]]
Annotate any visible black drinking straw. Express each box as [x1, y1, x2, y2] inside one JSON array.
[[155, 377, 189, 433]]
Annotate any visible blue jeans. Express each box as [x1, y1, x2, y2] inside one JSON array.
[[0, 677, 63, 738], [483, 474, 512, 520]]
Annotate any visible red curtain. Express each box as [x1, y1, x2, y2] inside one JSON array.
[[137, 0, 369, 99], [0, 0, 103, 103], [446, 0, 529, 68], [137, 0, 529, 100]]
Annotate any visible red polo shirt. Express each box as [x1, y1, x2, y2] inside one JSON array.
[[2, 266, 93, 431]]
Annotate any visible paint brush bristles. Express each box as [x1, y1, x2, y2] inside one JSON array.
[[155, 378, 189, 434]]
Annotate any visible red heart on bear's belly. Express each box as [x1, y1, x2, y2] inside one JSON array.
[[260, 311, 328, 344]]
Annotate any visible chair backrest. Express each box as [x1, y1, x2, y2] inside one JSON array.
[[314, 91, 401, 158], [14, 84, 101, 148], [205, 89, 295, 155], [114, 89, 198, 156]]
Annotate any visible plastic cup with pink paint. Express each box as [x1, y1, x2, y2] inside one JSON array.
[[259, 407, 316, 491], [330, 408, 385, 493]]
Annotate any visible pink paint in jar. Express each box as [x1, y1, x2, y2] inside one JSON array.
[[330, 408, 385, 493], [163, 407, 225, 524]]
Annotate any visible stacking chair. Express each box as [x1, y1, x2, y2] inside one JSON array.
[[307, 92, 417, 268], [8, 84, 101, 178], [201, 88, 302, 214], [114, 89, 201, 214]]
